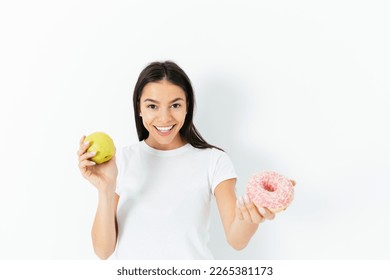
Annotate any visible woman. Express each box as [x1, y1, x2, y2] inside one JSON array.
[[77, 61, 280, 259]]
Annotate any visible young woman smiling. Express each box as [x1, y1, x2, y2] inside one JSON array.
[[78, 61, 281, 259]]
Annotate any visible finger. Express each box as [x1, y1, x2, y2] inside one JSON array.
[[78, 162, 94, 180], [77, 135, 86, 156], [244, 195, 264, 224], [78, 159, 96, 170], [258, 207, 275, 220], [238, 196, 252, 222], [290, 179, 296, 187], [79, 135, 86, 146], [78, 151, 97, 163], [235, 201, 244, 220], [77, 137, 92, 156]]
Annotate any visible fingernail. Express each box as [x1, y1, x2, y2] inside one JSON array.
[[84, 141, 90, 146], [244, 194, 251, 205], [258, 207, 266, 216], [89, 161, 96, 165], [239, 197, 245, 207], [90, 151, 96, 156]]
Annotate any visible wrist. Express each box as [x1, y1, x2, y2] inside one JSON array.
[[97, 186, 116, 198]]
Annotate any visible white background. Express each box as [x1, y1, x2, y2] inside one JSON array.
[[0, 0, 389, 260]]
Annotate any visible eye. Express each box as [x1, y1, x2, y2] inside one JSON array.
[[147, 104, 157, 110], [171, 103, 181, 109]]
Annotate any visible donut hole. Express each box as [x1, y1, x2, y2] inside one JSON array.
[[262, 181, 276, 192]]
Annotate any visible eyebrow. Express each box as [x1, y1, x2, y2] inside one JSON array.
[[143, 97, 185, 104]]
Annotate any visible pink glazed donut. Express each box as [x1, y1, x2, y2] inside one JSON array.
[[246, 171, 294, 213]]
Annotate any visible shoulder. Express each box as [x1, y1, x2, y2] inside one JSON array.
[[120, 142, 142, 153], [189, 146, 235, 169], [200, 147, 237, 193], [118, 141, 141, 155], [189, 146, 225, 160], [116, 141, 143, 165], [209, 147, 234, 164]]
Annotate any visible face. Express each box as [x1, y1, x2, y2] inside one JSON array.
[[139, 80, 187, 150]]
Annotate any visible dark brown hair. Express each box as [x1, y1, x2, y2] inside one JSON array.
[[133, 61, 223, 151]]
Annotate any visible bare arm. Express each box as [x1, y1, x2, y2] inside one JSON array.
[[91, 191, 119, 259], [214, 178, 274, 250], [77, 135, 119, 259]]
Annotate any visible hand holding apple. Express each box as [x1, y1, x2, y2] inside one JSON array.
[[85, 132, 115, 164], [77, 132, 118, 192]]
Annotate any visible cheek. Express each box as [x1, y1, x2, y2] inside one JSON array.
[[140, 109, 153, 121], [140, 114, 154, 129], [174, 112, 187, 124], [175, 107, 187, 119]]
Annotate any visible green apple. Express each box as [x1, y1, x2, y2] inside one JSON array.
[[85, 132, 115, 164]]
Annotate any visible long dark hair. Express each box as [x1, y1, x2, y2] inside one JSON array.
[[133, 61, 223, 151]]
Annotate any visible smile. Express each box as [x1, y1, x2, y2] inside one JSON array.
[[154, 125, 175, 132]]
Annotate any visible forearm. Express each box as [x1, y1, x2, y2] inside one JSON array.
[[227, 216, 259, 250], [91, 189, 117, 259]]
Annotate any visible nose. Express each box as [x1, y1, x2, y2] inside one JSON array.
[[157, 107, 172, 123]]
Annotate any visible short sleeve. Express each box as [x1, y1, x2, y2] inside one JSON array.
[[209, 149, 237, 194]]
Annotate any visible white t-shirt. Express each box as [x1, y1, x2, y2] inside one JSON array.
[[112, 140, 237, 259]]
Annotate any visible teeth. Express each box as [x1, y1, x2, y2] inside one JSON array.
[[156, 125, 173, 131]]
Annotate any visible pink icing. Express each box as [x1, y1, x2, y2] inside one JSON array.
[[246, 171, 294, 213]]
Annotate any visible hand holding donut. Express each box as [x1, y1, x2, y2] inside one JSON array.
[[235, 194, 275, 224], [236, 171, 296, 224]]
